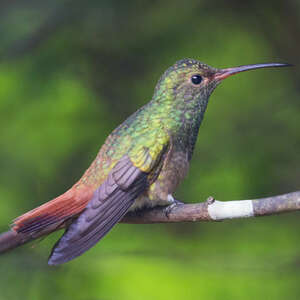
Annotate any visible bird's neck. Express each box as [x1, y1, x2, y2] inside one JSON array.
[[149, 93, 210, 159]]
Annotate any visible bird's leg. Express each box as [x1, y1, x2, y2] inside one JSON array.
[[164, 195, 184, 218]]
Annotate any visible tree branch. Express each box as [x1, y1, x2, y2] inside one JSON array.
[[122, 191, 300, 223], [0, 191, 299, 254]]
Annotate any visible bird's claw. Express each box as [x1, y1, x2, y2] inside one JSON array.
[[164, 198, 184, 218]]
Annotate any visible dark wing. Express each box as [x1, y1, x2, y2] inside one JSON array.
[[48, 155, 148, 265]]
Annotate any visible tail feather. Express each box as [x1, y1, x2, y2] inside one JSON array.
[[12, 186, 94, 234]]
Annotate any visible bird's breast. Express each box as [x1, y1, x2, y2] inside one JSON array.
[[130, 149, 189, 211]]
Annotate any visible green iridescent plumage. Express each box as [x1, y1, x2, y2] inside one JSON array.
[[78, 59, 218, 203]]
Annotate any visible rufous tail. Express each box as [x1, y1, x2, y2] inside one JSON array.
[[12, 186, 94, 235]]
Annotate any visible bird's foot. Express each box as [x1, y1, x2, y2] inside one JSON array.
[[164, 195, 184, 218]]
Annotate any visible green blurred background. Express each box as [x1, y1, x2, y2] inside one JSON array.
[[0, 1, 299, 299]]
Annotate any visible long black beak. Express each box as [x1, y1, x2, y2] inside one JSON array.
[[214, 63, 292, 81]]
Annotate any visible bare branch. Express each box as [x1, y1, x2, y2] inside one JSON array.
[[0, 191, 299, 254], [121, 191, 300, 223]]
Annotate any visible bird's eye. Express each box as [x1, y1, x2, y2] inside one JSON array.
[[191, 74, 203, 85]]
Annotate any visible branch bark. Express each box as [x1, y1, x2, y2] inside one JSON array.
[[0, 191, 299, 254]]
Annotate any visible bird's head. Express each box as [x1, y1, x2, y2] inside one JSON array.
[[153, 58, 291, 105]]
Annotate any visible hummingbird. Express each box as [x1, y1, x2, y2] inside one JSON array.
[[10, 59, 290, 265]]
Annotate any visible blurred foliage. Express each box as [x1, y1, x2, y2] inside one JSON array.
[[0, 0, 299, 299]]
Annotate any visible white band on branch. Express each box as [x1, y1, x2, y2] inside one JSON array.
[[208, 200, 254, 220]]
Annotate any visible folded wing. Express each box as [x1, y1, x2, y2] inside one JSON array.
[[48, 155, 148, 265]]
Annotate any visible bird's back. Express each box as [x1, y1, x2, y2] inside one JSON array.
[[12, 101, 166, 233]]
